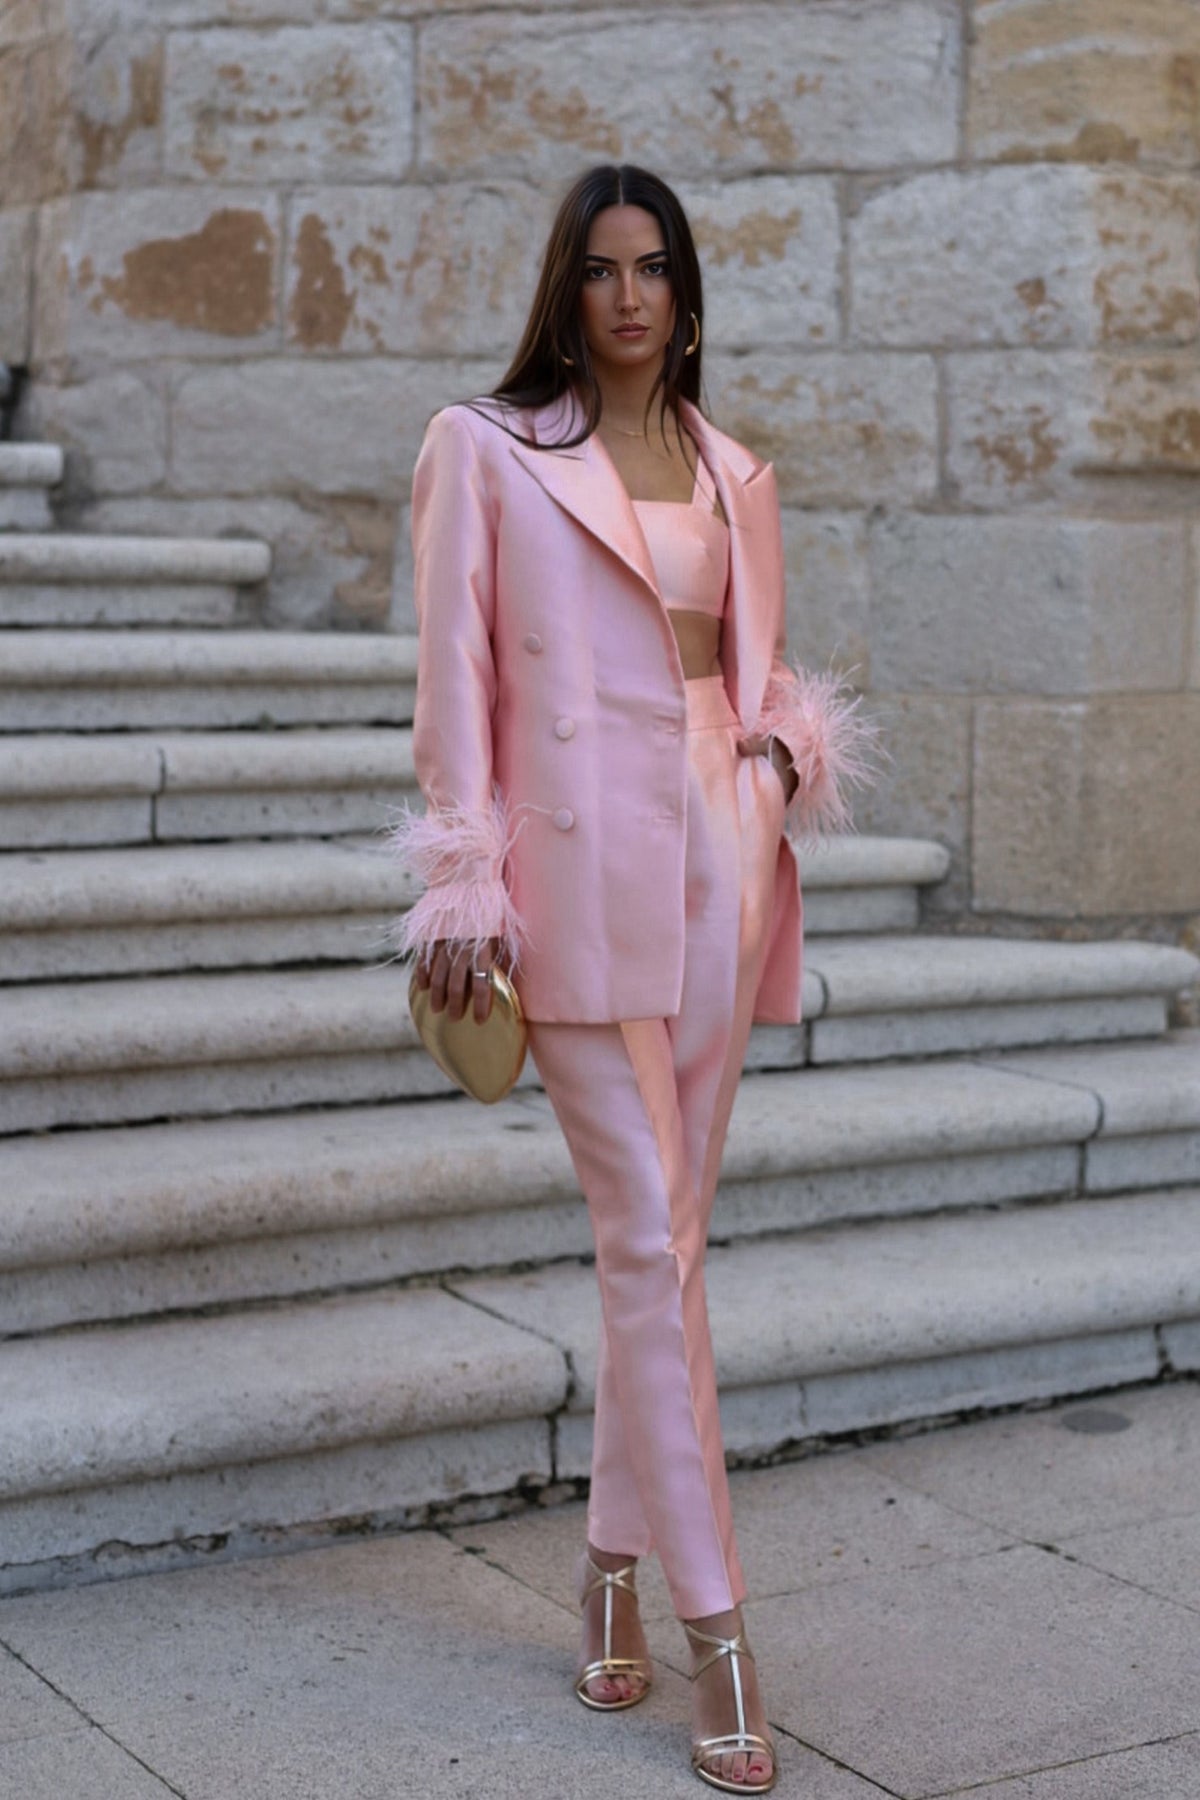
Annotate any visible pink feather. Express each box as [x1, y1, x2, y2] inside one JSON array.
[[751, 662, 881, 841], [385, 790, 525, 968]]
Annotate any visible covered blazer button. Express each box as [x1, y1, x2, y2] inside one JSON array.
[[523, 632, 543, 653], [552, 807, 575, 832], [553, 717, 576, 740]]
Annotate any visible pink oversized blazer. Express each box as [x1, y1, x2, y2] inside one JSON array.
[[393, 392, 866, 1025]]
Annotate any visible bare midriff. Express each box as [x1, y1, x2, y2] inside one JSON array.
[[670, 609, 723, 680]]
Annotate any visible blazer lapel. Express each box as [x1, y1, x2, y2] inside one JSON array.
[[504, 393, 783, 723], [681, 402, 779, 727], [507, 397, 661, 598]]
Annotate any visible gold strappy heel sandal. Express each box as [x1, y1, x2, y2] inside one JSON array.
[[575, 1553, 652, 1712], [684, 1622, 777, 1794]]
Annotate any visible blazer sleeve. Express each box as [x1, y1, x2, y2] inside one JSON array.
[[388, 406, 524, 967], [745, 466, 880, 839]]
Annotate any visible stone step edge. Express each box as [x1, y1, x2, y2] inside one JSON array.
[[0, 941, 1193, 1084], [0, 834, 949, 926], [0, 1188, 1195, 1515], [2, 1035, 1195, 1278], [0, 446, 64, 488], [0, 728, 415, 798], [0, 534, 271, 586], [0, 630, 418, 685], [0, 839, 414, 928]]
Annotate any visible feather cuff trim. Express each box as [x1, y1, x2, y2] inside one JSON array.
[[752, 663, 881, 840], [385, 791, 525, 968]]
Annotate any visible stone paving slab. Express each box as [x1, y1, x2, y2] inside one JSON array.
[[0, 1728, 176, 1799], [452, 1454, 1016, 1625], [1050, 1508, 1200, 1615], [947, 1732, 1200, 1799], [715, 1541, 1200, 1798], [1, 1385, 1198, 1798], [861, 1382, 1200, 1542], [0, 1644, 84, 1746], [0, 1532, 873, 1800]]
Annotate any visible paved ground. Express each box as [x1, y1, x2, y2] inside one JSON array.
[[2, 1380, 1199, 1799]]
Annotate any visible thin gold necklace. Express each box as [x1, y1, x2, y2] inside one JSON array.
[[601, 421, 679, 453]]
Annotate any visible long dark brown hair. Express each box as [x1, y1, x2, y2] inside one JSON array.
[[488, 164, 704, 448]]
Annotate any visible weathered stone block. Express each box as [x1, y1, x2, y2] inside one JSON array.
[[418, 4, 960, 178], [867, 515, 1188, 693], [1192, 525, 1200, 692], [2, 2, 67, 44], [969, 0, 1200, 168], [34, 189, 282, 366], [25, 371, 166, 493], [780, 511, 870, 676], [164, 25, 413, 184], [0, 208, 33, 363], [708, 353, 938, 507], [946, 351, 1200, 507], [974, 696, 1200, 915], [170, 358, 494, 497], [851, 695, 971, 910], [0, 33, 71, 205], [72, 1, 318, 25], [850, 167, 1200, 347], [69, 27, 163, 190], [685, 176, 840, 348], [284, 182, 547, 357]]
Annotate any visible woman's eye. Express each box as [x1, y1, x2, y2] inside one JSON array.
[[584, 265, 610, 281], [642, 261, 668, 278]]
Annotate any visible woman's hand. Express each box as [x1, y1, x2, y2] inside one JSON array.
[[738, 733, 799, 806], [414, 938, 499, 1023]]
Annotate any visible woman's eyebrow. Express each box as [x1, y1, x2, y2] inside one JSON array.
[[584, 250, 669, 266]]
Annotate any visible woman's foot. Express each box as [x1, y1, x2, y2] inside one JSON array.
[[684, 1606, 776, 1792], [575, 1544, 652, 1709]]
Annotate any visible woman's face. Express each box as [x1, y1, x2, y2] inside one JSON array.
[[578, 204, 677, 375]]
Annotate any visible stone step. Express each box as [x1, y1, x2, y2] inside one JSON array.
[[801, 834, 949, 933], [0, 938, 1192, 1135], [0, 446, 65, 488], [0, 835, 951, 978], [0, 532, 271, 625], [3, 1184, 1197, 1585], [0, 630, 418, 729], [0, 840, 412, 978], [1, 1032, 1195, 1336], [0, 446, 63, 532], [0, 727, 414, 848], [803, 935, 1198, 1062], [461, 1187, 1200, 1479]]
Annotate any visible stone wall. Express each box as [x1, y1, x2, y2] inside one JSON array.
[[2, 0, 1198, 940]]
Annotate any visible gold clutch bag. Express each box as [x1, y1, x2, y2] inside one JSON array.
[[408, 964, 527, 1105]]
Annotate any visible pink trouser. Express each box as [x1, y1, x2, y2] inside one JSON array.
[[527, 676, 786, 1621]]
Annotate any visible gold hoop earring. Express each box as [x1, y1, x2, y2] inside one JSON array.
[[684, 312, 700, 357]]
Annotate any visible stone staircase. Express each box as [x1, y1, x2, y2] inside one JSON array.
[[2, 441, 1199, 1595]]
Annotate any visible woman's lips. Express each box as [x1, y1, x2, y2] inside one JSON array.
[[613, 324, 649, 338]]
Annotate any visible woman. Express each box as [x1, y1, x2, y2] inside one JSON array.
[[394, 164, 871, 1794]]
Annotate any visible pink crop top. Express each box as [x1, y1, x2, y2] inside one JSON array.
[[631, 456, 729, 619]]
